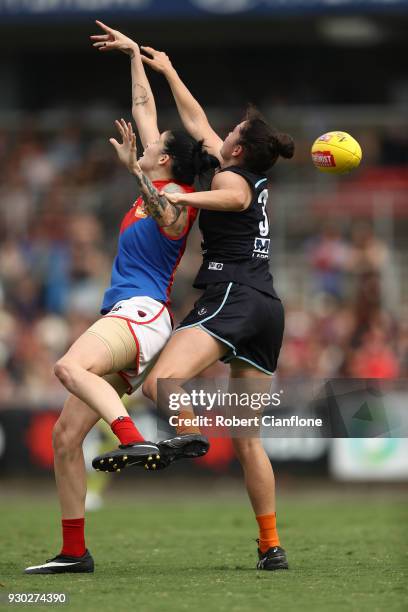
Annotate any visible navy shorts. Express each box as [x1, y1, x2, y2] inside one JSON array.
[[177, 282, 284, 375]]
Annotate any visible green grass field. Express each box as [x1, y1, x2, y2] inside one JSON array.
[[1, 488, 407, 612]]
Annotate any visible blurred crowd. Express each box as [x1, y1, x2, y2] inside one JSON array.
[[0, 122, 407, 408], [281, 221, 407, 379]]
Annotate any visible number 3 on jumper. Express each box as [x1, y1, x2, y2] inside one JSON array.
[[258, 189, 269, 237]]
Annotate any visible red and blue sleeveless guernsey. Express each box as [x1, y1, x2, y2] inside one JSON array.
[[101, 180, 197, 314]]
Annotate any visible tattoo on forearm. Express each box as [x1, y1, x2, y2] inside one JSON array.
[[141, 174, 168, 219], [133, 172, 182, 226], [132, 83, 149, 107]]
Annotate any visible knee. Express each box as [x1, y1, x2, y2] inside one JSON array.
[[54, 355, 104, 389], [232, 438, 263, 463], [142, 375, 157, 402], [52, 418, 82, 457], [54, 358, 77, 389]]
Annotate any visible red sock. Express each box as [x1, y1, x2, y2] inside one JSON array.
[[111, 416, 144, 445], [256, 512, 281, 553], [60, 518, 86, 558]]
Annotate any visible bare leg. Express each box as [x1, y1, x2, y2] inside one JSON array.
[[53, 375, 128, 519], [228, 361, 287, 567], [232, 437, 276, 515], [142, 327, 226, 405], [229, 360, 276, 515], [54, 333, 130, 424], [140, 327, 227, 463]]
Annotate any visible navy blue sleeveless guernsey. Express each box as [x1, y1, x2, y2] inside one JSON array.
[[193, 167, 278, 298]]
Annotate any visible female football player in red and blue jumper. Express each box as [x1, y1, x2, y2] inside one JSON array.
[[25, 23, 217, 575]]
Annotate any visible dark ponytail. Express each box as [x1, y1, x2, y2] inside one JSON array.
[[192, 139, 219, 176], [274, 132, 295, 160], [239, 105, 295, 173], [164, 130, 219, 185]]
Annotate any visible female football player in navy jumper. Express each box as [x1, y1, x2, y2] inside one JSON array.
[[139, 48, 295, 572]]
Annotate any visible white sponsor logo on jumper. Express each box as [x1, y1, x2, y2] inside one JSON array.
[[253, 237, 270, 257], [208, 262, 223, 270]]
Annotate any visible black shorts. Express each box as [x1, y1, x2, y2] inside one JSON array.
[[177, 282, 284, 375]]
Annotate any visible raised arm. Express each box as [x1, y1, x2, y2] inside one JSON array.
[[91, 21, 160, 148], [159, 171, 252, 212], [110, 119, 188, 237], [141, 47, 223, 161]]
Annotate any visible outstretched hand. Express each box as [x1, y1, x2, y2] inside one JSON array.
[[141, 46, 173, 74], [90, 20, 139, 57], [109, 119, 141, 176]]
